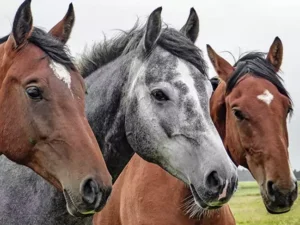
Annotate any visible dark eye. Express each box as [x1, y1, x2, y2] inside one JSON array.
[[151, 89, 169, 101], [233, 108, 245, 121], [26, 86, 42, 100]]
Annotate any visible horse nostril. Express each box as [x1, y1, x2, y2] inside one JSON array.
[[206, 171, 222, 192], [291, 182, 298, 202], [81, 178, 100, 205], [294, 181, 298, 190], [267, 181, 276, 197], [292, 181, 298, 194], [232, 174, 238, 193]]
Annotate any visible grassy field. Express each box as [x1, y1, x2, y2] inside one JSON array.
[[230, 181, 300, 225]]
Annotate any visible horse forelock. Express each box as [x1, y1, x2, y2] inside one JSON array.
[[0, 27, 86, 95], [0, 28, 75, 70], [226, 51, 292, 113], [79, 20, 208, 79]]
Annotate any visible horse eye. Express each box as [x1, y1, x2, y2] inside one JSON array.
[[26, 86, 43, 100], [233, 108, 245, 121], [151, 89, 169, 101]]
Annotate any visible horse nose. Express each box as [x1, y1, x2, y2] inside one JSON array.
[[267, 180, 298, 194], [267, 180, 298, 202], [80, 178, 112, 211], [293, 181, 297, 190], [291, 181, 298, 202], [267, 181, 276, 200], [205, 170, 224, 194], [81, 178, 100, 204]]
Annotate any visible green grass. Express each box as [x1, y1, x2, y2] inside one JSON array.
[[229, 181, 300, 225]]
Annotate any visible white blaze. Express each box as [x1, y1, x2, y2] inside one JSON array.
[[176, 60, 201, 112], [50, 61, 72, 90], [257, 89, 274, 105], [128, 59, 146, 97]]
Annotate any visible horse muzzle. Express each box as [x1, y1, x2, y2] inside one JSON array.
[[263, 180, 298, 214], [63, 178, 112, 217]]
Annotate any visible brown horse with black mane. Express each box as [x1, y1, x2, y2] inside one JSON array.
[[0, 0, 112, 217], [94, 19, 297, 225]]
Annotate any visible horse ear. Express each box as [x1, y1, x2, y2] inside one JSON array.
[[11, 0, 33, 48], [180, 8, 199, 43], [143, 7, 162, 53], [266, 37, 283, 72], [207, 45, 234, 83], [49, 3, 75, 44]]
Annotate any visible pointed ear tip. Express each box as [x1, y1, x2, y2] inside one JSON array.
[[15, 0, 33, 24], [68, 3, 75, 13], [23, 0, 32, 6], [65, 3, 75, 20], [206, 44, 212, 50], [190, 7, 197, 15], [20, 0, 32, 9], [150, 7, 162, 18], [155, 6, 163, 13], [274, 36, 282, 43]]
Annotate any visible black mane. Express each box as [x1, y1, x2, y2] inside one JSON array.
[[226, 52, 293, 110], [0, 35, 9, 44], [79, 22, 207, 78], [0, 27, 75, 70]]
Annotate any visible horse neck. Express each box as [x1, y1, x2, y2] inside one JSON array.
[[210, 81, 247, 168], [84, 54, 135, 183]]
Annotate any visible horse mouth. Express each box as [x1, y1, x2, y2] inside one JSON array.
[[189, 184, 221, 210], [63, 190, 96, 218], [261, 189, 293, 214], [262, 197, 291, 214], [265, 205, 290, 214]]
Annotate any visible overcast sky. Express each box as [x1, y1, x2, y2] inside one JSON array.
[[1, 0, 299, 169]]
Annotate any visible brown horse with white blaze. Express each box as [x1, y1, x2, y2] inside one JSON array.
[[207, 38, 297, 214], [0, 0, 112, 217]]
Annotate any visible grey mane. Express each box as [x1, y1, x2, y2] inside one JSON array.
[[79, 21, 208, 78]]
